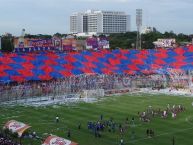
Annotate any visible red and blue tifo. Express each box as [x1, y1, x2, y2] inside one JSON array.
[[1, 45, 193, 83]]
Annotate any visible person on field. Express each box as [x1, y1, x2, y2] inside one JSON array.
[[67, 129, 71, 138], [32, 131, 36, 138], [132, 117, 135, 121], [172, 136, 175, 145], [56, 115, 59, 123], [131, 117, 135, 126], [78, 122, 81, 130], [146, 129, 149, 137], [120, 127, 124, 135], [172, 112, 176, 119], [167, 104, 170, 109], [100, 114, 103, 120], [163, 110, 167, 118], [149, 129, 154, 137], [120, 138, 124, 145]]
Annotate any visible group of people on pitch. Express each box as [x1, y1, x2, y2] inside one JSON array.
[[87, 114, 136, 144], [87, 115, 118, 138], [139, 104, 185, 122]]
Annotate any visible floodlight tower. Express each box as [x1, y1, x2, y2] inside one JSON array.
[[136, 9, 142, 49], [0, 36, 1, 50]]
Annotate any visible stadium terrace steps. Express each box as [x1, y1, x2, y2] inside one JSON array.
[[0, 46, 193, 83]]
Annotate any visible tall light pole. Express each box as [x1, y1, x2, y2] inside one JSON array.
[[0, 36, 1, 50], [136, 9, 142, 49]]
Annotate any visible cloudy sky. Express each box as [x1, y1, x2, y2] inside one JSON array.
[[0, 0, 192, 36]]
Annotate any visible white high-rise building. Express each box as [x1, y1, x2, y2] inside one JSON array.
[[70, 12, 84, 33], [70, 10, 131, 35]]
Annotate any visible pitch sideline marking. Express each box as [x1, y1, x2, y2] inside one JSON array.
[[127, 126, 193, 144]]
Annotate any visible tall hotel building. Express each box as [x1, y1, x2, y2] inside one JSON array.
[[70, 10, 131, 35]]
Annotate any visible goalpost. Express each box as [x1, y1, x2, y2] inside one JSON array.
[[80, 89, 105, 98]]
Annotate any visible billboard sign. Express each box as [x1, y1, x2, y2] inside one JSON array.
[[62, 39, 77, 51], [86, 37, 98, 49], [4, 120, 31, 137], [53, 38, 62, 50], [42, 135, 78, 145], [29, 39, 53, 47], [154, 39, 176, 48], [98, 37, 109, 49], [86, 36, 109, 50]]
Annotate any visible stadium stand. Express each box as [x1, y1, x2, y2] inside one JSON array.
[[0, 46, 193, 102], [0, 46, 193, 83]]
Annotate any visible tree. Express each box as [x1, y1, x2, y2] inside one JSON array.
[[108, 30, 192, 49], [53, 32, 62, 38], [176, 33, 191, 43], [109, 32, 137, 49], [141, 31, 163, 49], [152, 27, 157, 32], [163, 31, 176, 39], [1, 36, 14, 52], [24, 34, 52, 39]]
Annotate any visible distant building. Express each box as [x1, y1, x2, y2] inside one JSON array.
[[141, 26, 153, 34], [70, 10, 131, 35], [70, 12, 85, 34]]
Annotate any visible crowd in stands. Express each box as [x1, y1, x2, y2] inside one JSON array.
[[0, 73, 190, 103], [0, 132, 21, 145]]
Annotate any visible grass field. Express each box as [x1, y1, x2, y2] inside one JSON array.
[[1, 93, 193, 145]]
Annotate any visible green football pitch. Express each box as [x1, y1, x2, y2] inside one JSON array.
[[1, 94, 193, 145]]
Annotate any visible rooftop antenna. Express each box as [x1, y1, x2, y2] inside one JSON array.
[[136, 9, 142, 49]]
